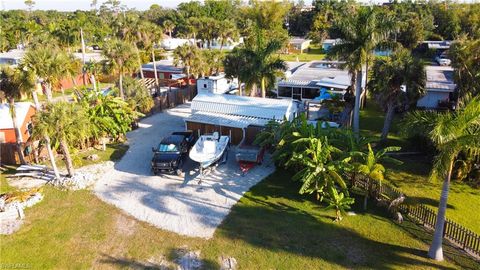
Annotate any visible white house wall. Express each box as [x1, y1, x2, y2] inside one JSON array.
[[417, 91, 450, 108]]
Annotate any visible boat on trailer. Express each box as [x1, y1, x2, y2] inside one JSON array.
[[189, 132, 230, 173]]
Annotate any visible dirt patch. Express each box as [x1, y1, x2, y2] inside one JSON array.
[[115, 214, 137, 236]]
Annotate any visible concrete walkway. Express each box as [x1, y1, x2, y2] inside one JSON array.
[[94, 104, 274, 238]]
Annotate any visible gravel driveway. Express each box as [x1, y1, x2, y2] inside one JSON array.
[[94, 103, 274, 239]]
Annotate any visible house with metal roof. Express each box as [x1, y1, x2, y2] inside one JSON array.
[[278, 61, 359, 101], [0, 49, 25, 67], [185, 94, 299, 144], [288, 37, 312, 53], [417, 65, 456, 109]]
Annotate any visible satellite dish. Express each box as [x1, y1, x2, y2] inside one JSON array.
[[400, 85, 407, 92]]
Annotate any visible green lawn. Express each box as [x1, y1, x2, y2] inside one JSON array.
[[71, 143, 129, 168], [277, 52, 326, 62], [360, 103, 480, 235], [1, 170, 476, 269]]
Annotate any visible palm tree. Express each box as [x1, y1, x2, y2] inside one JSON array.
[[368, 48, 426, 141], [217, 20, 238, 50], [58, 53, 82, 98], [32, 102, 90, 177], [329, 7, 391, 134], [353, 144, 402, 210], [162, 20, 175, 38], [173, 44, 199, 87], [403, 96, 480, 261], [102, 39, 138, 99], [84, 60, 102, 91], [0, 67, 35, 165], [227, 40, 286, 98], [119, 16, 154, 80], [22, 47, 66, 102], [223, 47, 248, 96], [185, 17, 201, 47]]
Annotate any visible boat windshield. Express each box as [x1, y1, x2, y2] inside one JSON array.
[[158, 143, 178, 152]]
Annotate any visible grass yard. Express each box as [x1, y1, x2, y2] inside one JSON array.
[[360, 103, 480, 235], [71, 143, 129, 168], [277, 52, 326, 62], [1, 170, 478, 269]]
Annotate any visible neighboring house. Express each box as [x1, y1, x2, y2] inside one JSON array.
[[185, 93, 299, 145], [200, 37, 243, 50], [0, 102, 36, 144], [141, 59, 194, 85], [278, 61, 364, 101], [160, 37, 193, 51], [417, 65, 456, 109], [72, 51, 105, 63], [417, 40, 453, 55], [288, 37, 311, 54], [321, 39, 341, 52], [0, 49, 25, 67], [197, 73, 239, 95]]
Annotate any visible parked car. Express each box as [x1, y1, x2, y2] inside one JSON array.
[[435, 54, 451, 66], [151, 131, 196, 175]]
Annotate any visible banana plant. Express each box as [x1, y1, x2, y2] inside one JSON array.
[[324, 186, 355, 222]]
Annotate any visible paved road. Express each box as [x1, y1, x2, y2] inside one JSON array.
[[94, 103, 274, 238]]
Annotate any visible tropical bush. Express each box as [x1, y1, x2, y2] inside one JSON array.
[[121, 77, 154, 114], [78, 88, 142, 142], [256, 115, 402, 221]]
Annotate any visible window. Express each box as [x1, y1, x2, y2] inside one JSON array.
[[26, 122, 33, 136], [203, 84, 207, 89], [303, 88, 320, 99], [278, 87, 291, 97], [169, 74, 173, 79], [157, 143, 178, 152]]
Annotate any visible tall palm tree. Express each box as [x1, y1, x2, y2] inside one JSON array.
[[368, 48, 426, 141], [58, 53, 82, 97], [223, 47, 248, 96], [329, 7, 391, 134], [403, 96, 480, 261], [102, 39, 138, 99], [217, 20, 238, 50], [22, 46, 66, 102], [162, 20, 175, 38], [227, 40, 286, 98], [32, 102, 90, 177], [173, 44, 199, 87], [119, 16, 154, 80], [185, 17, 201, 47], [0, 67, 35, 165]]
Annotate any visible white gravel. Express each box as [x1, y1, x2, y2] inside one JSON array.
[[94, 104, 274, 239]]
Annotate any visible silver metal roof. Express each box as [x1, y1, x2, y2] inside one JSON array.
[[185, 111, 272, 129], [425, 65, 456, 92], [191, 93, 297, 121], [142, 60, 183, 73]]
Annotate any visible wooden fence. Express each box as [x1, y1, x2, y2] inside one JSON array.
[[0, 143, 35, 165], [352, 175, 480, 258], [152, 86, 196, 112]]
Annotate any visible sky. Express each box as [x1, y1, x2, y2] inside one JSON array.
[[1, 0, 191, 11]]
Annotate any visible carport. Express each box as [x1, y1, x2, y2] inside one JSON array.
[[185, 93, 298, 145], [185, 112, 265, 145]]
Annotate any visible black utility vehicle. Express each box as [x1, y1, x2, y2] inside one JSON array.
[[151, 131, 196, 175]]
